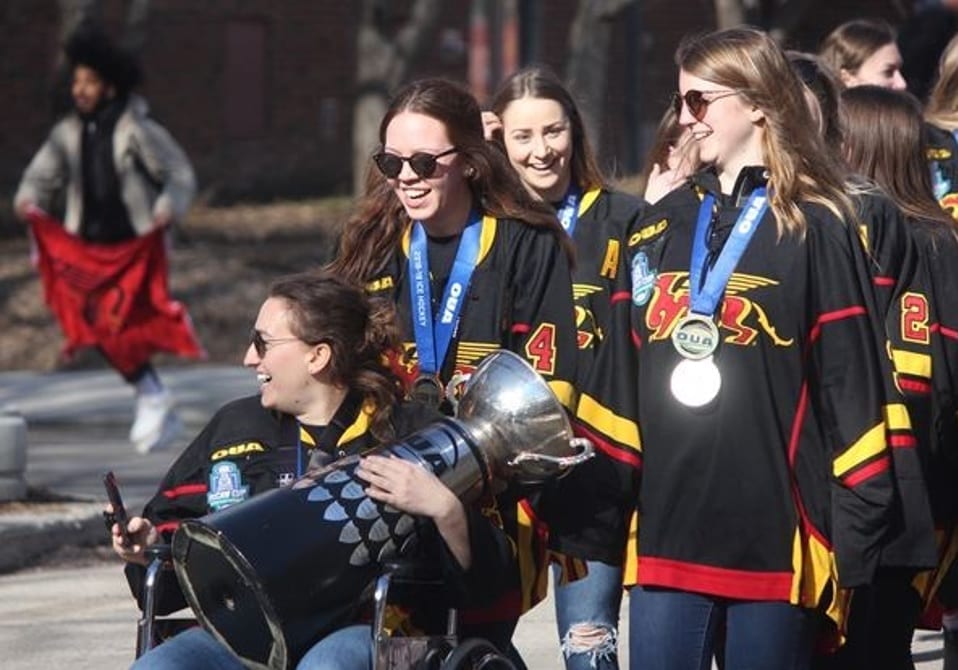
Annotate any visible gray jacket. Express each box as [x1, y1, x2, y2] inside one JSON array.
[[14, 96, 195, 236]]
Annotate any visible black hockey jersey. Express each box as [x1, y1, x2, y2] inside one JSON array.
[[539, 188, 644, 563], [363, 213, 578, 616], [925, 123, 958, 219], [626, 170, 896, 627], [123, 395, 513, 620]]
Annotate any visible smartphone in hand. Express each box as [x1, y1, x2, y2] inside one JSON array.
[[103, 470, 131, 545]]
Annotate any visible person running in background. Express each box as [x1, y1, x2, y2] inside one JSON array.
[[819, 18, 908, 91], [628, 27, 898, 669], [328, 77, 579, 667], [483, 65, 642, 670], [13, 23, 200, 453]]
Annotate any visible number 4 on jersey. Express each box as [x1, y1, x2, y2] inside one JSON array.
[[525, 323, 557, 375]]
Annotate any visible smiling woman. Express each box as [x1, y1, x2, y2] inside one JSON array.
[[625, 27, 900, 670], [111, 270, 517, 670], [328, 77, 581, 666], [485, 66, 645, 670]]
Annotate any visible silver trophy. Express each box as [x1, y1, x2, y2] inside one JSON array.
[[171, 350, 593, 669]]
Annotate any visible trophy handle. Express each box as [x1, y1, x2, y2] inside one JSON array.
[[505, 437, 594, 470], [445, 372, 472, 414]]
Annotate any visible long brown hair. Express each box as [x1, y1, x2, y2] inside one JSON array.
[[489, 66, 607, 192], [677, 27, 856, 236], [926, 33, 958, 130], [330, 78, 571, 283], [841, 86, 956, 230], [269, 271, 406, 442], [819, 18, 896, 83], [787, 50, 844, 150]]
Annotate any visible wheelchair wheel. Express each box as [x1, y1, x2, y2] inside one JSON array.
[[439, 638, 518, 670]]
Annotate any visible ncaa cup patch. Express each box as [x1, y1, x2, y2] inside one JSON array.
[[207, 461, 250, 511]]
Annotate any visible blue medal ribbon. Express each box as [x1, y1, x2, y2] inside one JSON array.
[[689, 188, 769, 317], [556, 186, 581, 236], [408, 212, 482, 375]]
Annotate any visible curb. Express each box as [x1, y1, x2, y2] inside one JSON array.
[[0, 502, 107, 574]]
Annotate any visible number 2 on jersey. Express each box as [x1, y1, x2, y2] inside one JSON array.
[[900, 292, 930, 345]]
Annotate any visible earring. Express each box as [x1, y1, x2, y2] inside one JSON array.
[[464, 166, 476, 179]]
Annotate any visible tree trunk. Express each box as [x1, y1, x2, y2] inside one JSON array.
[[352, 0, 443, 195], [564, 0, 635, 156]]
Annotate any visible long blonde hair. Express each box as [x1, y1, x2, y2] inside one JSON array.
[[926, 33, 958, 131], [676, 27, 856, 236]]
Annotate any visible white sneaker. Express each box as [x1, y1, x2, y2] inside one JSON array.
[[130, 391, 182, 454]]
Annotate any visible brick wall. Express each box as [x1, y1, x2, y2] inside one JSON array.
[[0, 0, 917, 207]]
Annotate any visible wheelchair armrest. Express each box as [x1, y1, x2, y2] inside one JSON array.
[[143, 544, 173, 564], [380, 557, 442, 583]]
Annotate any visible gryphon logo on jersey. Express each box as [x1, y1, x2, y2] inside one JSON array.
[[644, 271, 794, 347]]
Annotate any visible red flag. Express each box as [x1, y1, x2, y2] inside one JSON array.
[[28, 208, 205, 377]]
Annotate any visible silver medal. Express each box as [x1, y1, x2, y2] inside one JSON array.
[[671, 314, 720, 360], [670, 356, 722, 407]]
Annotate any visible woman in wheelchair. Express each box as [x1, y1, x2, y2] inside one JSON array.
[[109, 271, 517, 669]]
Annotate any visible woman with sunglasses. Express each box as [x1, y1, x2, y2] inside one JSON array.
[[478, 65, 641, 670], [328, 77, 578, 666], [626, 28, 898, 669], [836, 85, 958, 670], [113, 271, 516, 670]]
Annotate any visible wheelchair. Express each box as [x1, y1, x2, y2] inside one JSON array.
[[135, 546, 517, 670]]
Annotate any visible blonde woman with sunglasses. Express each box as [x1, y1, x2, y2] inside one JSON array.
[[328, 77, 578, 667], [625, 28, 898, 669]]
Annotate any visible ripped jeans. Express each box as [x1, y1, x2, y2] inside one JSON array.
[[553, 560, 623, 670]]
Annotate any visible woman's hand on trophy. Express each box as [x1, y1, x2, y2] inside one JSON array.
[[357, 454, 472, 568], [357, 454, 458, 518], [110, 513, 160, 566]]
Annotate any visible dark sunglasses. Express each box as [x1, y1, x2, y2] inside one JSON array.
[[372, 147, 458, 179], [672, 89, 741, 121], [249, 329, 300, 358]]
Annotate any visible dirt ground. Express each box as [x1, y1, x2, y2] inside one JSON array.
[[0, 198, 353, 372]]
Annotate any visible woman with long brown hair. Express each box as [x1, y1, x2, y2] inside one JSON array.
[[819, 18, 907, 91], [328, 77, 579, 666], [483, 65, 641, 670], [840, 84, 958, 670], [627, 27, 897, 669]]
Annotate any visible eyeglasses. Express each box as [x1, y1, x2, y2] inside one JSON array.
[[249, 330, 300, 358], [372, 147, 458, 179], [672, 89, 741, 121]]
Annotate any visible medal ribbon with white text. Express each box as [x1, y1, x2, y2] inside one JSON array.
[[408, 212, 482, 375]]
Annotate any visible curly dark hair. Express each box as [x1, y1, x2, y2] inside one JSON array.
[[65, 22, 142, 95]]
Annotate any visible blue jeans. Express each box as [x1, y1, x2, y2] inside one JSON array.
[[130, 628, 245, 670], [131, 625, 374, 670], [553, 560, 623, 669], [629, 586, 814, 670], [295, 624, 373, 670]]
